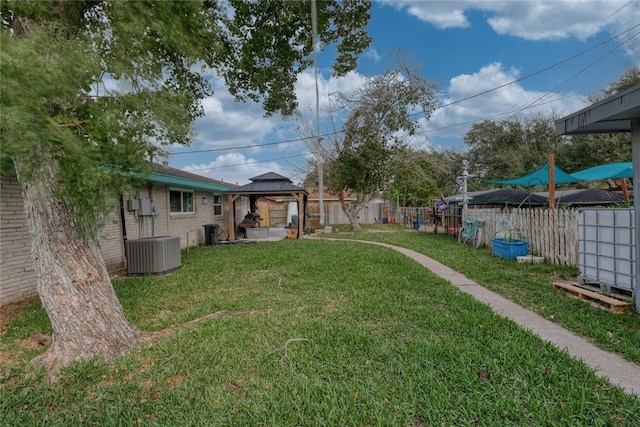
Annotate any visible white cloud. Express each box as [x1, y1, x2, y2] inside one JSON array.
[[387, 1, 472, 29], [192, 75, 279, 151], [170, 68, 369, 184], [294, 69, 367, 115], [182, 152, 298, 185], [422, 62, 588, 143], [381, 1, 640, 55], [484, 1, 632, 41], [185, 68, 367, 157], [364, 47, 383, 62], [183, 60, 591, 178], [173, 0, 636, 183]]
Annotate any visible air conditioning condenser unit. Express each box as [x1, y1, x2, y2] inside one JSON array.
[[126, 236, 181, 275]]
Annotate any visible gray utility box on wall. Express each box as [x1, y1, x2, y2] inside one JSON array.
[[126, 236, 181, 275], [578, 209, 635, 295]]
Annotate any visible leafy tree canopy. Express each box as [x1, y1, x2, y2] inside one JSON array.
[[463, 113, 566, 183], [385, 146, 442, 207], [593, 65, 640, 100], [560, 133, 631, 173], [0, 0, 372, 376], [1, 0, 372, 230], [457, 66, 637, 190], [326, 51, 439, 198]]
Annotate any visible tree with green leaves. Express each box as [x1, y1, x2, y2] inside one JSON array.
[[559, 66, 638, 174], [317, 51, 439, 230], [384, 146, 442, 207], [463, 119, 527, 180], [463, 113, 566, 184], [560, 133, 631, 174], [456, 67, 638, 191], [1, 0, 371, 378], [592, 65, 639, 100], [418, 148, 469, 195]]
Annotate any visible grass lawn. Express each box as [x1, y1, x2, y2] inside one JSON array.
[[1, 230, 639, 425], [321, 224, 640, 365]]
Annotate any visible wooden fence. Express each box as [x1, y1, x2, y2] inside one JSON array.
[[397, 206, 581, 267], [307, 203, 386, 225], [466, 207, 581, 266]]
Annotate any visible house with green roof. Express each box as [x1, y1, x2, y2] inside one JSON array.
[[99, 162, 236, 270], [1, 162, 236, 305]]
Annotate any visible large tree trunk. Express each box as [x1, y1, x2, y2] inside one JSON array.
[[339, 190, 372, 231], [14, 156, 150, 378]]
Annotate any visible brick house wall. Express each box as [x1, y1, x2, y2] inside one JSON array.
[[0, 174, 38, 304], [1, 171, 233, 306], [98, 200, 127, 274], [116, 184, 230, 247]]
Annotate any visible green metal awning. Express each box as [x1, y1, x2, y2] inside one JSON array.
[[148, 172, 233, 193]]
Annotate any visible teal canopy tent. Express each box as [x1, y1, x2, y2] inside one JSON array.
[[482, 161, 577, 186], [570, 162, 633, 181]]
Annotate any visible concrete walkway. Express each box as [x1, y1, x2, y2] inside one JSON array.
[[340, 239, 640, 397], [235, 227, 289, 243]]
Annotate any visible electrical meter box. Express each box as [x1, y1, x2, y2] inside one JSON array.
[[140, 199, 153, 216], [127, 199, 139, 211]]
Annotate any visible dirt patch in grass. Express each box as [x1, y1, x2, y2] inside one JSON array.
[[1, 338, 34, 371], [0, 349, 19, 368], [167, 374, 185, 388], [0, 297, 37, 334], [323, 296, 345, 313], [0, 297, 49, 370]]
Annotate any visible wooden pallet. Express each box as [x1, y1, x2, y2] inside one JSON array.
[[552, 282, 629, 313]]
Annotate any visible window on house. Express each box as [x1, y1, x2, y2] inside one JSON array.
[[170, 190, 194, 213], [213, 194, 223, 216]]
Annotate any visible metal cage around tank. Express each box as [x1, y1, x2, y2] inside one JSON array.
[[578, 209, 635, 296]]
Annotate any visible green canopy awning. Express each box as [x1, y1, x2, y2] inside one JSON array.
[[570, 162, 633, 181], [482, 161, 577, 186]]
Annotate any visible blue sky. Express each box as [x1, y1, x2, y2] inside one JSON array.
[[168, 0, 640, 185]]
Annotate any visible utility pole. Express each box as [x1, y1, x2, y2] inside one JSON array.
[[457, 162, 470, 225], [311, 0, 324, 226]]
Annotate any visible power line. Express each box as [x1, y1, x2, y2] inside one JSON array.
[[173, 22, 635, 171], [169, 135, 315, 155], [507, 28, 640, 120], [428, 23, 639, 115], [421, 94, 578, 136], [198, 94, 560, 169], [180, 93, 578, 172], [182, 152, 310, 172], [168, 21, 637, 158]]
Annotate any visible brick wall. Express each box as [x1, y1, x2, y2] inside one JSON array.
[[1, 177, 232, 306], [0, 174, 38, 304], [98, 199, 127, 273], [120, 185, 229, 248]]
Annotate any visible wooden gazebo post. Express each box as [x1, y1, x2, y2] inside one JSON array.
[[294, 192, 305, 238], [227, 193, 240, 241]]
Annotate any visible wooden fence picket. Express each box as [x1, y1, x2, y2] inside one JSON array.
[[420, 206, 583, 266]]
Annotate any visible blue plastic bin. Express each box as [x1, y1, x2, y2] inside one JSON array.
[[491, 238, 528, 260]]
